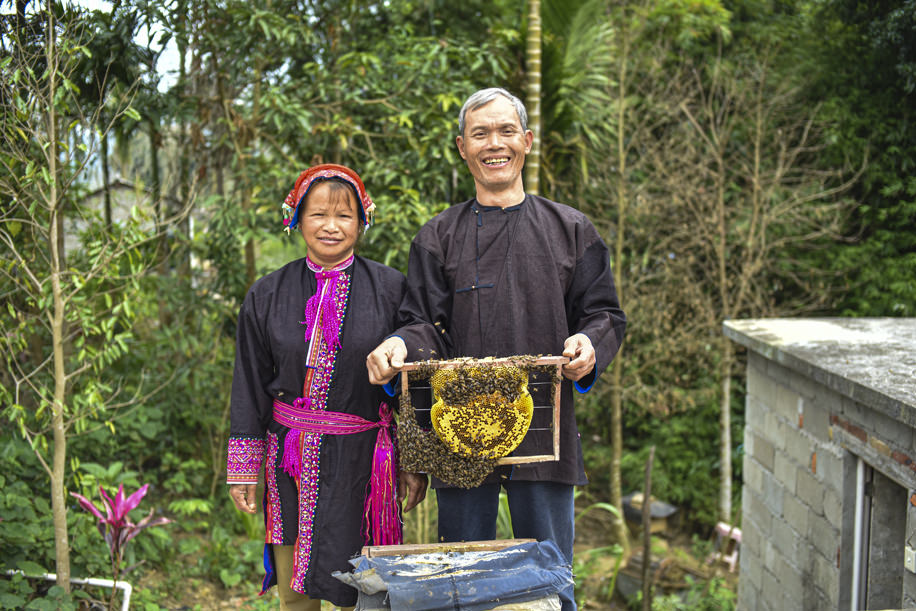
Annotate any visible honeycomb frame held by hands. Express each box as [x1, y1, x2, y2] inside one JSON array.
[[429, 366, 533, 459], [397, 355, 568, 489]]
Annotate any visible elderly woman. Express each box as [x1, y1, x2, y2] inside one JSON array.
[[226, 164, 427, 610]]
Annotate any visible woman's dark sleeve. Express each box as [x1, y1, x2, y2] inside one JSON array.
[[226, 290, 275, 484]]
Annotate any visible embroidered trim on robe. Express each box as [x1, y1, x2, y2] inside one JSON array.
[[265, 432, 283, 544], [286, 264, 352, 594]]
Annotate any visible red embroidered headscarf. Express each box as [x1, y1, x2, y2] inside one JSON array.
[[282, 164, 375, 233]]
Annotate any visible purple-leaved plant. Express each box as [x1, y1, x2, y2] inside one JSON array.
[[71, 484, 171, 610]]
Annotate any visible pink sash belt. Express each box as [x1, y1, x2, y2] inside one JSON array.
[[273, 398, 401, 546]]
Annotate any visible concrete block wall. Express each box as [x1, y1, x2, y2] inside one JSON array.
[[739, 352, 849, 610], [724, 318, 916, 611]]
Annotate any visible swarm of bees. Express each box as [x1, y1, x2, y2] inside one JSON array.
[[397, 356, 553, 488], [430, 365, 527, 404], [397, 385, 498, 488]]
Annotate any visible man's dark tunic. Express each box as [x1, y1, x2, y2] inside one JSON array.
[[395, 194, 626, 486]]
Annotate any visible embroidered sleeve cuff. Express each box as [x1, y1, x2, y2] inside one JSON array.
[[227, 436, 266, 484]]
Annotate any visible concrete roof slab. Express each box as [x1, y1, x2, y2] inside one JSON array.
[[723, 318, 916, 423]]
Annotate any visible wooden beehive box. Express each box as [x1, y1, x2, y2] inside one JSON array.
[[361, 538, 536, 557]]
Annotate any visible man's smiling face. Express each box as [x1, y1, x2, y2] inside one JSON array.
[[457, 95, 533, 201]]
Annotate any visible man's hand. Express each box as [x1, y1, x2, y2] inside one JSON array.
[[366, 336, 408, 385], [229, 483, 258, 514], [562, 333, 595, 381], [398, 471, 428, 512]]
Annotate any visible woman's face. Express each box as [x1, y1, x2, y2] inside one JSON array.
[[299, 181, 360, 268]]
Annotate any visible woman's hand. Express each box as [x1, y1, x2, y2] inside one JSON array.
[[229, 483, 258, 514], [398, 471, 428, 512]]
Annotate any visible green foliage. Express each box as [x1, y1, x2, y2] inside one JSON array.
[[579, 381, 743, 531], [0, 474, 57, 578], [0, 439, 114, 599], [803, 0, 916, 316], [584, 340, 718, 501], [362, 186, 450, 273], [0, 572, 34, 611], [540, 0, 617, 193], [0, 577, 82, 611], [496, 490, 513, 539], [645, 0, 732, 52], [574, 545, 625, 608], [402, 490, 438, 545], [575, 499, 621, 523], [641, 575, 736, 610], [173, 523, 263, 587], [1, 27, 158, 465]]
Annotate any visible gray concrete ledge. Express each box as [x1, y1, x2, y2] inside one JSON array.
[[723, 318, 916, 425]]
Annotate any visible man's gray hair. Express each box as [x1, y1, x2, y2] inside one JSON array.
[[457, 88, 528, 136]]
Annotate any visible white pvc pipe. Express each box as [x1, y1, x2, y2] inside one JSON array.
[[851, 457, 864, 611], [5, 570, 132, 611]]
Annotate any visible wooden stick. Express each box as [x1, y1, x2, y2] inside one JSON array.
[[361, 538, 537, 557], [642, 446, 656, 611]]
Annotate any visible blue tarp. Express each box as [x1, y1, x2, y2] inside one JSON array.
[[333, 540, 572, 611]]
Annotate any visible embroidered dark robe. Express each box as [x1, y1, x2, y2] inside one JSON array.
[[227, 256, 406, 606], [395, 194, 627, 486]]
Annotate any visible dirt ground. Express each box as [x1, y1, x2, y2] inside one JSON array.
[[572, 497, 739, 609]]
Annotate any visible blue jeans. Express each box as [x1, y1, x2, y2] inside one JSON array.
[[436, 481, 576, 611]]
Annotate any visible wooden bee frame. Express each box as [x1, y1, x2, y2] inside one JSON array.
[[400, 355, 568, 465]]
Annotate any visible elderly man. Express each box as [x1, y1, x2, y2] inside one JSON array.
[[366, 87, 626, 611]]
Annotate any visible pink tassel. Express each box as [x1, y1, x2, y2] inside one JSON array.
[[303, 271, 342, 351], [281, 430, 303, 481], [363, 403, 402, 546], [303, 294, 319, 341]]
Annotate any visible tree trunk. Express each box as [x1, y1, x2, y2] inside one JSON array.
[[50, 255, 70, 591], [243, 63, 264, 289], [525, 0, 541, 195], [609, 20, 631, 556], [610, 353, 629, 555], [719, 338, 733, 521], [16, 0, 28, 44], [46, 1, 71, 589], [101, 129, 112, 228], [715, 139, 732, 522], [149, 118, 163, 251], [150, 117, 171, 327], [175, 0, 192, 283]]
